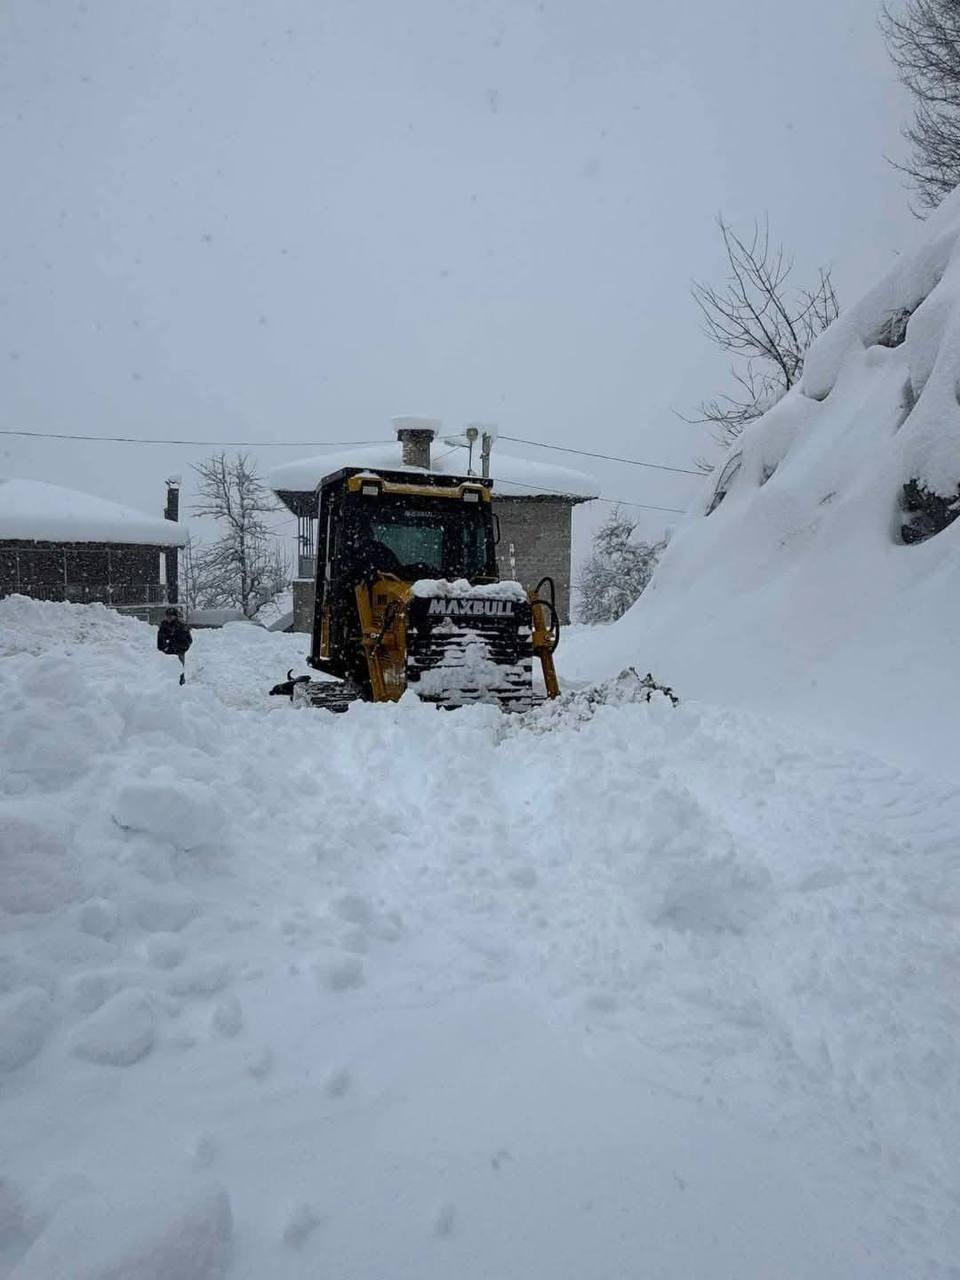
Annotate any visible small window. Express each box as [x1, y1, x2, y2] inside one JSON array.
[[371, 517, 444, 572], [705, 453, 743, 515]]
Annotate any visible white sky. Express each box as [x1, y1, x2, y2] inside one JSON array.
[[0, 0, 916, 554]]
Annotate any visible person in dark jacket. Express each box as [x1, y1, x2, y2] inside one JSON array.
[[157, 607, 192, 685]]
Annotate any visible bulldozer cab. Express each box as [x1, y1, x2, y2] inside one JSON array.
[[309, 468, 499, 687]]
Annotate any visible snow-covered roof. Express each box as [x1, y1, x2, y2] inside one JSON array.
[[0, 477, 188, 546], [267, 442, 598, 501]]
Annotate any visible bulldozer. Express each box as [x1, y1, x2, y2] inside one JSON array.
[[279, 467, 561, 712]]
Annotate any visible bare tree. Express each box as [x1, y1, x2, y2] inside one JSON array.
[[180, 533, 203, 611], [576, 507, 664, 625], [684, 217, 839, 457], [190, 453, 290, 617], [882, 0, 960, 211], [181, 530, 246, 612]]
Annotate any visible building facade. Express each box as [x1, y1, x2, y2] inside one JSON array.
[[0, 478, 186, 612], [493, 495, 576, 620]]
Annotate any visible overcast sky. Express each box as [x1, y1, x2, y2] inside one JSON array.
[[0, 0, 917, 551]]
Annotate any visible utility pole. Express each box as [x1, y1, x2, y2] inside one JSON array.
[[464, 425, 479, 476], [481, 431, 493, 480]]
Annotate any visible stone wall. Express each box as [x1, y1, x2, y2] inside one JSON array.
[[493, 497, 574, 623], [292, 578, 316, 635]]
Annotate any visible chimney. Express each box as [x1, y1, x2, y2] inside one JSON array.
[[164, 476, 181, 605], [391, 415, 440, 469]]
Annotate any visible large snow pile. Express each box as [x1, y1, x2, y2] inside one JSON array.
[[561, 190, 960, 773], [1, 597, 958, 1276]]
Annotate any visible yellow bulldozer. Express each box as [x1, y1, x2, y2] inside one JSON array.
[[276, 467, 561, 712]]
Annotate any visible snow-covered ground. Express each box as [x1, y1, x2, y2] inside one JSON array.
[[1, 595, 957, 1278]]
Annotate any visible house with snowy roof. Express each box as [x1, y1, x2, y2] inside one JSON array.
[[0, 477, 187, 613], [268, 417, 597, 630]]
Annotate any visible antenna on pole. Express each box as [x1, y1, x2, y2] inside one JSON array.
[[481, 431, 493, 480], [464, 425, 479, 476]]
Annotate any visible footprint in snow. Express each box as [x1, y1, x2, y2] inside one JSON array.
[[144, 933, 187, 970], [332, 893, 404, 942], [0, 988, 53, 1071], [583, 991, 619, 1014], [192, 1134, 217, 1169], [167, 959, 231, 998], [245, 1046, 274, 1080], [314, 954, 364, 992], [433, 1202, 456, 1238], [76, 897, 119, 941], [70, 989, 155, 1066], [332, 892, 374, 925], [68, 968, 138, 1014], [338, 926, 368, 955], [283, 1202, 323, 1249], [132, 891, 199, 934], [510, 866, 538, 888], [324, 1066, 351, 1098], [211, 996, 243, 1038]]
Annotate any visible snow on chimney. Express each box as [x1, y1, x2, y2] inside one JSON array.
[[392, 415, 440, 469]]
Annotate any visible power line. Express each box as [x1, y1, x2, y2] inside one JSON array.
[[578, 495, 687, 514], [497, 433, 702, 476], [429, 444, 462, 466], [3, 426, 702, 476], [2, 425, 691, 513], [488, 475, 686, 514], [0, 428, 395, 448]]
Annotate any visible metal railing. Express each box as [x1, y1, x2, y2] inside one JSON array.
[[2, 582, 170, 606]]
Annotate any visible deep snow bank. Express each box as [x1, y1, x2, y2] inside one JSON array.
[[561, 192, 960, 773], [1, 599, 958, 1276]]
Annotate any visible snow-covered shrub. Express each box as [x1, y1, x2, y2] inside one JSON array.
[[576, 509, 664, 625]]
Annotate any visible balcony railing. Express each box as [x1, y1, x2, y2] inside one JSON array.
[[3, 582, 170, 606]]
